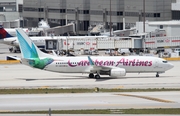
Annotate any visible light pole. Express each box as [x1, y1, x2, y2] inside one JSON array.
[[75, 7, 79, 35], [66, 14, 68, 25], [143, 0, 145, 53], [110, 0, 112, 37], [143, 0, 145, 33]]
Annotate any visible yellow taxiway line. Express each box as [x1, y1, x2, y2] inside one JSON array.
[[0, 60, 20, 64], [116, 93, 175, 103]]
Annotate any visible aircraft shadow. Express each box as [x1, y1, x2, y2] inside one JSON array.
[[17, 77, 88, 81], [95, 77, 117, 82], [122, 76, 173, 79], [19, 77, 116, 82], [17, 75, 173, 82], [0, 52, 8, 54], [95, 75, 175, 82]]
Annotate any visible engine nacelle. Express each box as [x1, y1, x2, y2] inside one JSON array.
[[110, 68, 126, 77]]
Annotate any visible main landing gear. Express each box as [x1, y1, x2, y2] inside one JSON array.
[[89, 73, 94, 78], [156, 72, 159, 77], [95, 74, 100, 79], [9, 46, 20, 53], [89, 73, 100, 79]]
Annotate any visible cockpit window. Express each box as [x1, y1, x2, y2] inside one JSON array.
[[162, 61, 168, 63]]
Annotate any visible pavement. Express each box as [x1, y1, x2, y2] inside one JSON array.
[[0, 92, 180, 111], [1, 43, 180, 114], [0, 43, 180, 89], [0, 113, 177, 116], [0, 60, 179, 89]]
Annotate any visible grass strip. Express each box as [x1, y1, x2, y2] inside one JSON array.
[[1, 108, 180, 114], [0, 88, 180, 94], [123, 108, 180, 114]]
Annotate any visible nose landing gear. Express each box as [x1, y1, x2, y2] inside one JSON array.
[[156, 72, 159, 77], [89, 73, 94, 78]]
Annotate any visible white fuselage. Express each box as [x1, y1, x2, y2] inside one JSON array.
[[2, 36, 107, 47], [4, 28, 29, 37], [15, 28, 174, 78], [39, 56, 173, 74], [3, 36, 46, 47]]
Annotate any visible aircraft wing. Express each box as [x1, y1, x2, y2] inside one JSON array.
[[87, 56, 120, 72], [87, 56, 126, 77]]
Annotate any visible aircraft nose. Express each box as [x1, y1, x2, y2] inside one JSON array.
[[169, 63, 174, 69]]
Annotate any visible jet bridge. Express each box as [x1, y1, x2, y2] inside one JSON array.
[[45, 23, 75, 36]]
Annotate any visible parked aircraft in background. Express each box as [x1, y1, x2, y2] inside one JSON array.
[[0, 25, 14, 39], [0, 25, 29, 39], [0, 25, 29, 52], [0, 20, 50, 39], [1, 26, 107, 53], [14, 28, 174, 78]]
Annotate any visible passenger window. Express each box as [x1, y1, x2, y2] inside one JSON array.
[[162, 61, 168, 63]]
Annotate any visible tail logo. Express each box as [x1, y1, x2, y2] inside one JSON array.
[[29, 58, 54, 69], [16, 29, 54, 69], [0, 25, 13, 39]]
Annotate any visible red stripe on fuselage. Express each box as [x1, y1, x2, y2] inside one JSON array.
[[172, 40, 180, 42]]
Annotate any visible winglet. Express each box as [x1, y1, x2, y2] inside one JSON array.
[[88, 56, 95, 66]]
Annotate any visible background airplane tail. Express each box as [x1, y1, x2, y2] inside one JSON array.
[[0, 25, 13, 39]]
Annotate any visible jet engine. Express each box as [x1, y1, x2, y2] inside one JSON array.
[[110, 68, 126, 77]]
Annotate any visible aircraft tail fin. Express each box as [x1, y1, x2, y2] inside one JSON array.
[[0, 25, 13, 39], [16, 28, 53, 59], [16, 28, 54, 69]]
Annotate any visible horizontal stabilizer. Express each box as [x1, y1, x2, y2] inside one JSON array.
[[6, 56, 21, 61]]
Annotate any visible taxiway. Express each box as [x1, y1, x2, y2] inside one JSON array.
[[0, 92, 180, 111], [0, 43, 180, 113], [0, 61, 179, 89]]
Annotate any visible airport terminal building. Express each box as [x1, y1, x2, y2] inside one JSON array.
[[22, 0, 176, 35], [0, 0, 23, 28]]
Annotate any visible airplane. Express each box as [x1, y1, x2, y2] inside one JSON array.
[[0, 19, 51, 52], [0, 25, 30, 52], [0, 25, 14, 39], [0, 25, 29, 38], [14, 28, 174, 79], [1, 25, 108, 53], [0, 20, 49, 39]]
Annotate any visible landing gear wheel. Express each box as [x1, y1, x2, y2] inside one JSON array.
[[156, 73, 159, 77], [89, 73, 94, 78], [95, 74, 100, 79], [9, 47, 13, 52]]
